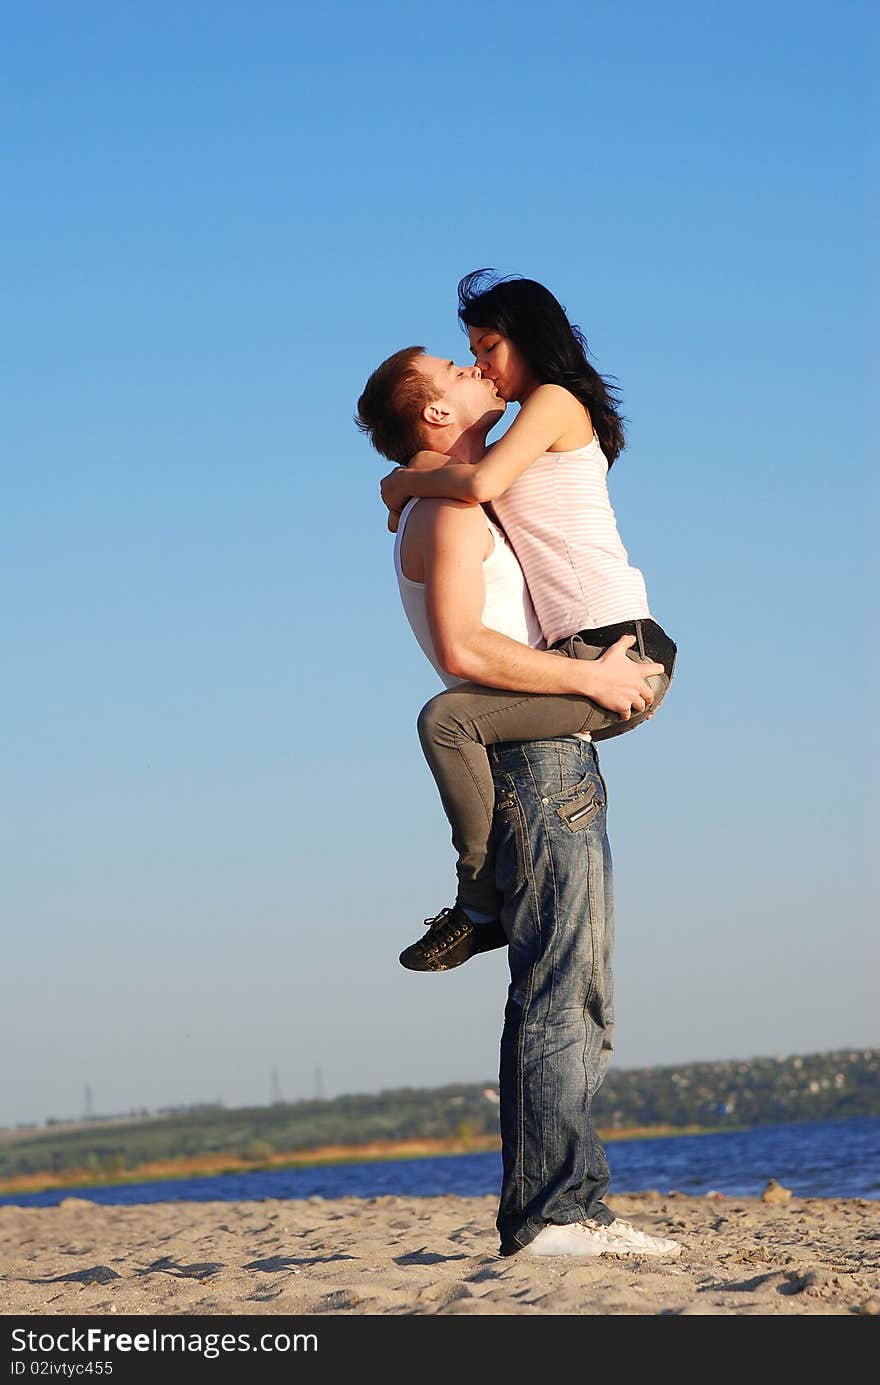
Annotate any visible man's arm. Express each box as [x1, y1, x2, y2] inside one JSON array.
[[419, 500, 662, 716]]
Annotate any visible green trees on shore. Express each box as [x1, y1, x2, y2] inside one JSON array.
[[1, 1046, 876, 1183]]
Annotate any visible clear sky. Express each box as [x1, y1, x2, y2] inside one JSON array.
[[1, 1, 876, 1128]]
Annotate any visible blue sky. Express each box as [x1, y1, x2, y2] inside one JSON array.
[[1, 1, 876, 1127]]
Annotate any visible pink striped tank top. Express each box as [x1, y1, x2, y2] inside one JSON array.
[[491, 432, 651, 646]]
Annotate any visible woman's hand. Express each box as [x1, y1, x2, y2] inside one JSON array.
[[380, 466, 413, 532], [579, 635, 665, 717]]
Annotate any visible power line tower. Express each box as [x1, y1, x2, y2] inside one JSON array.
[[84, 1084, 94, 1120], [314, 1065, 324, 1102], [270, 1068, 282, 1105]]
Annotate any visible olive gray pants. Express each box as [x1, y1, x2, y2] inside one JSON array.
[[417, 622, 674, 917]]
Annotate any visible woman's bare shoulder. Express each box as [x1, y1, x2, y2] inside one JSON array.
[[522, 384, 592, 448]]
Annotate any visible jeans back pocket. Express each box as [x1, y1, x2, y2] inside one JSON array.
[[556, 784, 602, 833], [494, 787, 528, 891]]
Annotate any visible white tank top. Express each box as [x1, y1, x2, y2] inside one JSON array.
[[393, 497, 544, 689], [492, 432, 651, 644]]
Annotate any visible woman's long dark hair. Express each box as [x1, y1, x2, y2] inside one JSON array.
[[458, 269, 626, 465]]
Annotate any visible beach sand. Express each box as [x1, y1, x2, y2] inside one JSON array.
[[2, 1187, 878, 1317]]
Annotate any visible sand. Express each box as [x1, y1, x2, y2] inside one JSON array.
[[1, 1188, 878, 1317]]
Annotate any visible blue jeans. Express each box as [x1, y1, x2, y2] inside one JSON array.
[[489, 736, 616, 1254]]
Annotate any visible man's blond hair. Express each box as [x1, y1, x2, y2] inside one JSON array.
[[354, 346, 441, 464]]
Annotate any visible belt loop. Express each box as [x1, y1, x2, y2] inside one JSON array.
[[635, 619, 646, 659]]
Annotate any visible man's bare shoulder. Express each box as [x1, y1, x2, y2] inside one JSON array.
[[407, 495, 486, 530], [400, 499, 491, 581]]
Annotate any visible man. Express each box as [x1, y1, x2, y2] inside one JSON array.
[[354, 347, 680, 1258], [357, 350, 662, 971]]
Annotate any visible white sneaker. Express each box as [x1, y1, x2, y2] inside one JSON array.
[[522, 1218, 681, 1258], [590, 1217, 681, 1257]]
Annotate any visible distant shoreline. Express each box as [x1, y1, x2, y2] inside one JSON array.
[[0, 1124, 715, 1198]]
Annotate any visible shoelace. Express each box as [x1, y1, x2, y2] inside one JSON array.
[[582, 1218, 675, 1249], [419, 907, 468, 952], [609, 1219, 648, 1238], [607, 1219, 674, 1246], [575, 1222, 621, 1245]]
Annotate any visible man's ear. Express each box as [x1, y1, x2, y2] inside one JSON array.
[[422, 399, 451, 427]]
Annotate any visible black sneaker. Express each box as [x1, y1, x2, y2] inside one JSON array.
[[398, 905, 507, 972]]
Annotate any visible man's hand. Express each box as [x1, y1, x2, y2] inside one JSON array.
[[578, 635, 664, 718]]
